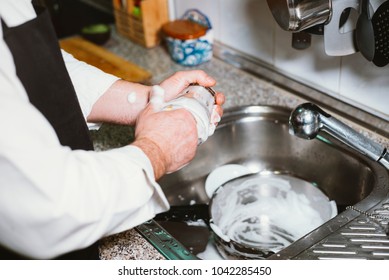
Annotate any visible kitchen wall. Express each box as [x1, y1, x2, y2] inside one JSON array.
[[171, 0, 389, 121]]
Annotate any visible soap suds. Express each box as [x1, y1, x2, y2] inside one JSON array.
[[127, 92, 137, 104], [197, 240, 224, 260], [211, 175, 332, 254], [149, 85, 165, 111]]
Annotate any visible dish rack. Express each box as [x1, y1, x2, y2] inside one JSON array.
[[112, 0, 169, 48]]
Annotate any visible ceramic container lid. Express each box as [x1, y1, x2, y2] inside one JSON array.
[[162, 19, 208, 40]]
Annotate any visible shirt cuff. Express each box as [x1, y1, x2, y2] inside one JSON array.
[[61, 50, 120, 119], [113, 145, 170, 213]]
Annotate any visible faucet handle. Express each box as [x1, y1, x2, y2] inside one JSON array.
[[289, 102, 389, 170], [289, 103, 330, 139]]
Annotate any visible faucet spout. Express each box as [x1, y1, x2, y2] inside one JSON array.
[[289, 103, 389, 170]]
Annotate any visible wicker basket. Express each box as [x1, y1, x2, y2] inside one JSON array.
[[112, 0, 169, 48]]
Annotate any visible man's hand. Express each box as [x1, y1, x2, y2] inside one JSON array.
[[159, 70, 225, 118], [132, 102, 198, 180], [133, 70, 225, 180]]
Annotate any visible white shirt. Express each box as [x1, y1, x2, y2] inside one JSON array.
[[0, 0, 169, 259]]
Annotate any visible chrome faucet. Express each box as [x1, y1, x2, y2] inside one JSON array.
[[289, 103, 389, 170]]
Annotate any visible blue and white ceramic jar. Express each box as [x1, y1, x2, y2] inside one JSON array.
[[162, 9, 213, 66]]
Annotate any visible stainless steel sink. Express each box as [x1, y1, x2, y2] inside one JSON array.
[[157, 105, 389, 259]]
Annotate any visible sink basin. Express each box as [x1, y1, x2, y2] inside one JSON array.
[[157, 105, 389, 259], [160, 105, 377, 209]]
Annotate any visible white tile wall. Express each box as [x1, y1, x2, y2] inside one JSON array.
[[340, 54, 389, 120], [218, 0, 275, 65], [173, 0, 389, 120], [273, 26, 341, 95]]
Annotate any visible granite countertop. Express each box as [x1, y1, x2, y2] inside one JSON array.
[[92, 29, 388, 260]]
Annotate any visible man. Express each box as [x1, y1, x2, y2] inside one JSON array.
[[0, 0, 224, 259]]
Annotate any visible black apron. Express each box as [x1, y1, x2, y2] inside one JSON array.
[[1, 5, 99, 259]]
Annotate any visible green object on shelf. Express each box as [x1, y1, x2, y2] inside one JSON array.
[[80, 24, 111, 45], [81, 24, 110, 34], [132, 6, 141, 17]]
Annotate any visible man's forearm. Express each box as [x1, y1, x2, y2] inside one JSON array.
[[87, 79, 151, 125]]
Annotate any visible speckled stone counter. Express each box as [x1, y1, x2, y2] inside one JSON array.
[[92, 28, 388, 260]]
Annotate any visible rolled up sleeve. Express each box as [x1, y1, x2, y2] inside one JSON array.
[[61, 50, 120, 121]]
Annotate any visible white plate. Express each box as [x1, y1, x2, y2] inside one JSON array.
[[205, 164, 253, 198]]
